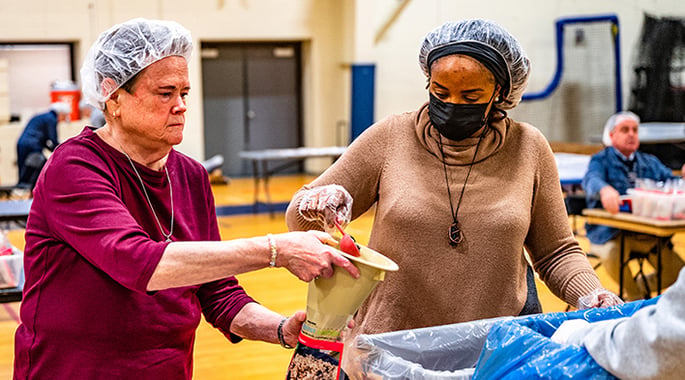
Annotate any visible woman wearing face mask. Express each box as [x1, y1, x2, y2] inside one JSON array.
[[285, 19, 621, 337]]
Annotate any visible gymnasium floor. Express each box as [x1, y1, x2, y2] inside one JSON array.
[[0, 174, 682, 379]]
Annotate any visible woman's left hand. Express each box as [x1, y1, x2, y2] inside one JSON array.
[[281, 311, 354, 348], [577, 288, 624, 309], [281, 311, 306, 348]]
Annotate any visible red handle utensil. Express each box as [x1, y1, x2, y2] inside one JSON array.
[[334, 221, 361, 257]]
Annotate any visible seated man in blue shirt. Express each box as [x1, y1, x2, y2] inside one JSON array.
[[582, 111, 685, 300]]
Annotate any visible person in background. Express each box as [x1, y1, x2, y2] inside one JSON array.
[[583, 111, 685, 300], [551, 266, 685, 379], [15, 101, 69, 185], [286, 19, 621, 339], [13, 18, 359, 379], [79, 98, 106, 128]]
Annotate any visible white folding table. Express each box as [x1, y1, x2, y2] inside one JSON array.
[[239, 147, 347, 214]]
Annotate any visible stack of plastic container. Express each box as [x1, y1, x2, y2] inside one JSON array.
[[627, 178, 685, 220]]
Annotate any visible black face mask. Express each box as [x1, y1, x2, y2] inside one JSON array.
[[428, 93, 490, 141]]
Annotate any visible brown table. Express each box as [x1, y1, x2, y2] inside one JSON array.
[[0, 286, 22, 303], [582, 208, 685, 298]]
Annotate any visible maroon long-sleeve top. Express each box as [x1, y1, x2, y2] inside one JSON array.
[[14, 127, 255, 379]]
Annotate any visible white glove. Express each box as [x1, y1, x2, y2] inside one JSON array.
[[551, 319, 590, 344], [577, 288, 624, 309], [298, 184, 353, 233]]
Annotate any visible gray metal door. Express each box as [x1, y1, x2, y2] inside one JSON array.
[[201, 43, 301, 177]]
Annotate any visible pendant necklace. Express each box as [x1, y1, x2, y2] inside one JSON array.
[[438, 132, 484, 247], [123, 151, 175, 242]]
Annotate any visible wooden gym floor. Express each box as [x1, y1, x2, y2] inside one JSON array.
[[1, 174, 683, 379]]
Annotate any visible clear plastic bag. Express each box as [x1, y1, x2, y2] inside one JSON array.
[[343, 317, 508, 379], [344, 298, 658, 379]]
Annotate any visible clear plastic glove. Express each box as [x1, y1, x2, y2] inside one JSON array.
[[298, 184, 353, 233], [550, 319, 590, 344], [577, 288, 624, 309]]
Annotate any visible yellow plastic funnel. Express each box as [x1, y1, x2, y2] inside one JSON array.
[[301, 244, 399, 342]]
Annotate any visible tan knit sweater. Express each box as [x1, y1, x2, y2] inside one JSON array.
[[285, 103, 602, 335]]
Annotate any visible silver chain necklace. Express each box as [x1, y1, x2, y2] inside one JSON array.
[[122, 151, 175, 242]]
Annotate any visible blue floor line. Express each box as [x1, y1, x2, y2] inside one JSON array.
[[215, 202, 290, 216]]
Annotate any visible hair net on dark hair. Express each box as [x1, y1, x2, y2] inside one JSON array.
[[80, 18, 193, 110], [419, 19, 531, 110]]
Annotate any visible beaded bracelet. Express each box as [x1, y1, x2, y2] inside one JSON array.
[[267, 233, 278, 267], [277, 317, 294, 349]]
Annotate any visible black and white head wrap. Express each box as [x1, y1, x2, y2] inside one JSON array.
[[419, 19, 531, 110]]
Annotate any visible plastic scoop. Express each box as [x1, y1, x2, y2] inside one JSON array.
[[334, 220, 361, 257]]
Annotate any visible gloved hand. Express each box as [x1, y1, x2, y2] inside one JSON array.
[[298, 185, 353, 233], [577, 288, 624, 309]]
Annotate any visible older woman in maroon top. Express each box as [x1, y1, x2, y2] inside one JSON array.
[[13, 18, 358, 380]]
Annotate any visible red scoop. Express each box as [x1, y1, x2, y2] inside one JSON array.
[[334, 221, 361, 257]]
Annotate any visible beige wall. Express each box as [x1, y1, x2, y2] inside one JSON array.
[[0, 0, 351, 178], [0, 0, 683, 180], [364, 0, 684, 143]]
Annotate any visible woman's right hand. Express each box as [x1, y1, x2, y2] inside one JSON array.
[[271, 230, 360, 282], [298, 185, 353, 232]]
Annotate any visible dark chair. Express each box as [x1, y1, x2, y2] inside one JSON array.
[[564, 193, 605, 310], [17, 152, 46, 191], [562, 192, 602, 265], [620, 240, 659, 300], [629, 251, 652, 296], [564, 193, 588, 236], [564, 194, 656, 306], [0, 153, 46, 200]]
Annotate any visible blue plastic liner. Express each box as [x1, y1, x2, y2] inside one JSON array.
[[472, 298, 659, 379], [343, 297, 658, 380], [345, 298, 658, 379]]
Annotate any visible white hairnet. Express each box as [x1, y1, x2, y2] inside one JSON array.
[[601, 111, 640, 146], [50, 102, 72, 115], [419, 19, 530, 110], [80, 18, 193, 111]]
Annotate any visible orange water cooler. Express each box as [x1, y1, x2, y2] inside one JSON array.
[[50, 81, 80, 121]]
